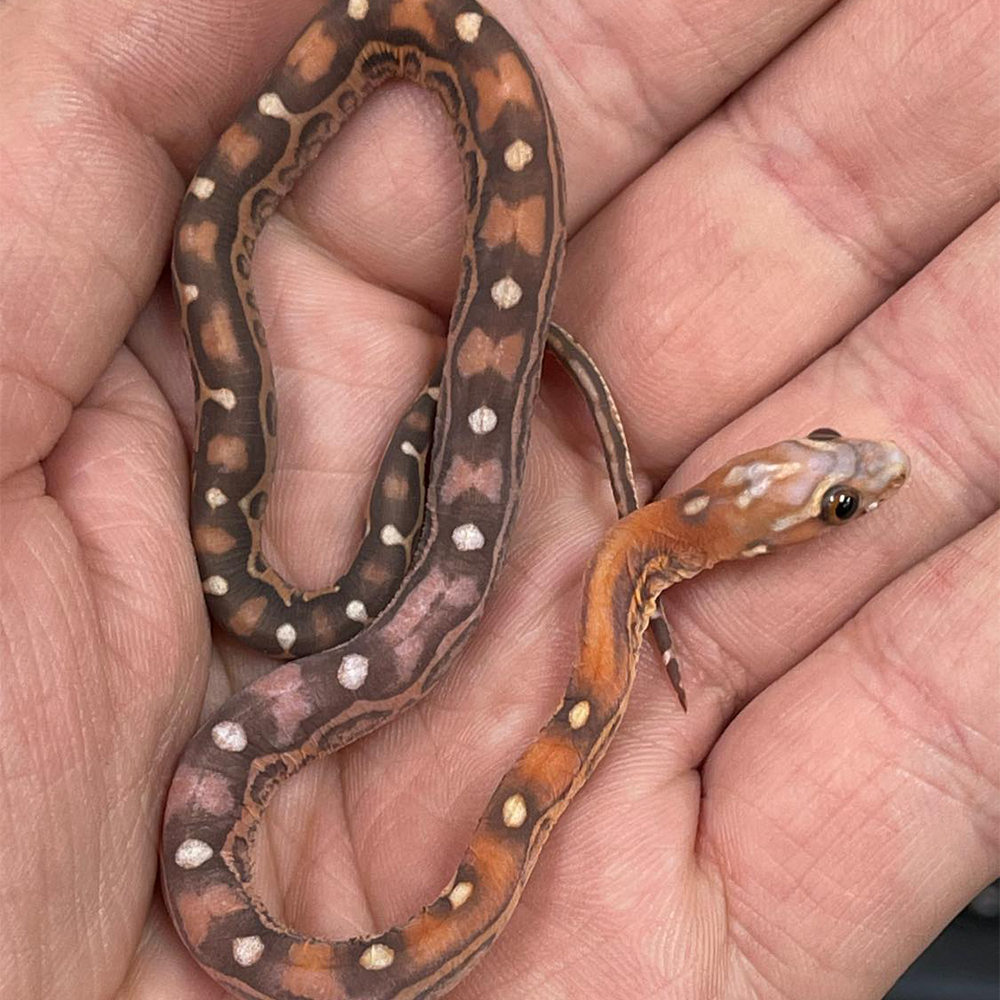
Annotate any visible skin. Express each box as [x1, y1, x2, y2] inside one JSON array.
[[0, 1, 996, 999]]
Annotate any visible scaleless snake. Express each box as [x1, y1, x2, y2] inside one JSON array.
[[161, 2, 910, 997]]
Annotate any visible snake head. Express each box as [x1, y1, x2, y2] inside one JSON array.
[[683, 429, 910, 562]]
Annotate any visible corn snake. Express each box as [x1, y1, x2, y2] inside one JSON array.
[[161, 1, 910, 997]]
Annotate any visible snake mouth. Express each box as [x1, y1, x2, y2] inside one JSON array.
[[866, 472, 908, 512]]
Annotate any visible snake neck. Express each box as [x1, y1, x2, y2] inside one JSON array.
[[580, 498, 707, 679], [548, 498, 708, 802]]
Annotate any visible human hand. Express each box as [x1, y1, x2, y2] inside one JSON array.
[[1, 1, 996, 999]]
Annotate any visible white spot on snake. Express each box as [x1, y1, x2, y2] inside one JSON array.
[[180, 283, 199, 304], [232, 936, 265, 967], [468, 406, 497, 435], [741, 543, 770, 558], [359, 942, 395, 970], [338, 653, 369, 690], [452, 523, 485, 551], [209, 387, 237, 410], [502, 793, 527, 828], [203, 575, 229, 596], [770, 509, 812, 533], [258, 92, 290, 119], [347, 0, 369, 19], [723, 465, 746, 487], [174, 839, 213, 869], [205, 487, 229, 509], [190, 177, 215, 200], [725, 461, 802, 512], [503, 139, 534, 172], [380, 524, 405, 546], [212, 720, 248, 752], [491, 276, 522, 310], [682, 494, 710, 517], [276, 623, 297, 651], [448, 881, 474, 908], [455, 11, 483, 42], [345, 599, 367, 622], [401, 441, 420, 458], [426, 385, 440, 401], [568, 700, 591, 730]]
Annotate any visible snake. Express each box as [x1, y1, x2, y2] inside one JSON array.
[[161, 1, 911, 997]]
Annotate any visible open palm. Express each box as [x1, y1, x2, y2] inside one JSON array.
[[2, 1, 996, 999]]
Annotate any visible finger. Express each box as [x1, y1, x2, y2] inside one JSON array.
[[639, 206, 999, 728], [698, 512, 999, 1000], [0, 2, 183, 478], [555, 0, 998, 474], [0, 349, 199, 1000]]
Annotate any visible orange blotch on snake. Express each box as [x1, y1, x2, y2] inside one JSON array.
[[515, 733, 581, 803], [402, 835, 518, 965], [381, 569, 479, 670], [166, 764, 235, 818], [573, 550, 633, 712], [467, 829, 521, 900], [283, 941, 342, 998], [218, 123, 262, 172], [405, 407, 432, 431], [176, 883, 247, 948], [440, 456, 503, 505], [255, 663, 313, 746], [178, 220, 219, 265], [193, 524, 237, 556], [286, 19, 338, 83], [456, 329, 524, 381], [229, 596, 268, 636], [360, 559, 394, 587], [382, 472, 411, 501], [390, 0, 439, 45], [382, 569, 477, 645], [473, 51, 538, 132], [401, 908, 464, 969], [480, 194, 546, 257], [310, 606, 338, 644], [288, 939, 333, 970], [207, 434, 249, 473], [200, 302, 241, 364]]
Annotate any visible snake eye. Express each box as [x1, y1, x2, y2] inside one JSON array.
[[808, 427, 842, 441], [821, 485, 861, 523]]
